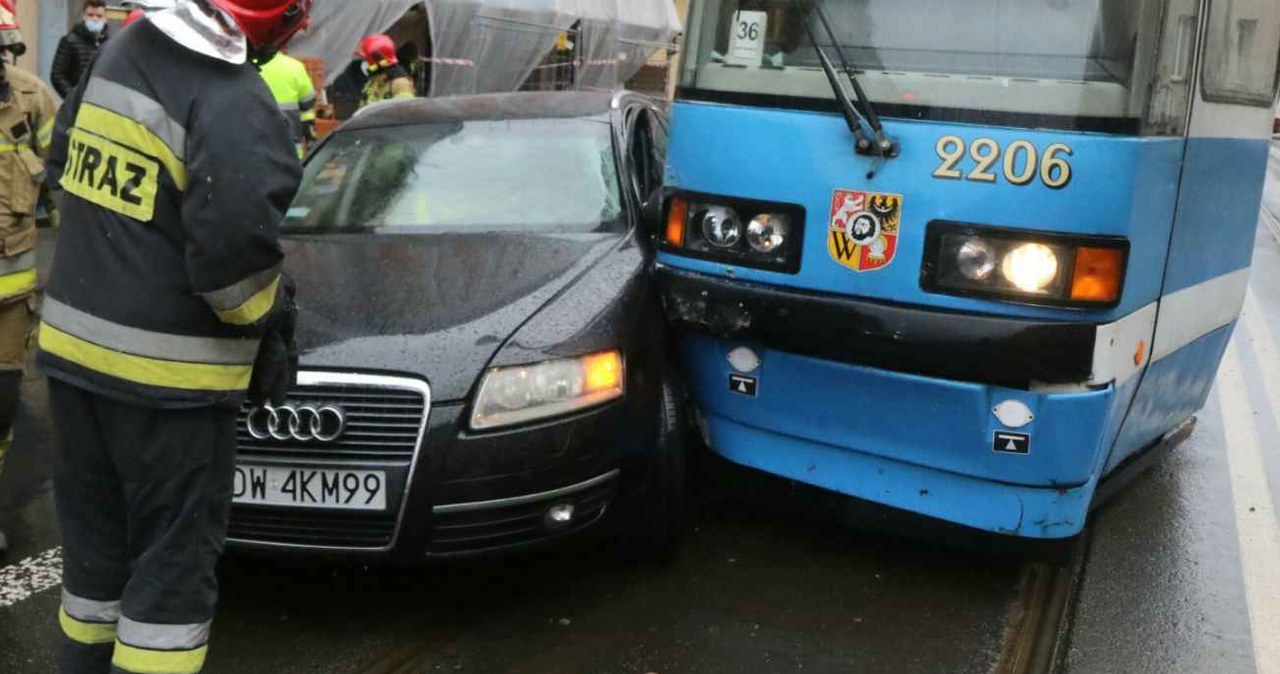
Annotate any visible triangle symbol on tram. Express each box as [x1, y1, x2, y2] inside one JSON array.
[[737, 381, 749, 393], [1006, 439, 1020, 452]]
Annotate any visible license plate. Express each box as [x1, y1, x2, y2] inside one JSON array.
[[233, 465, 387, 511]]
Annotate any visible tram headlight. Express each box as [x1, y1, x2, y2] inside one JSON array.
[[955, 238, 998, 281], [659, 192, 806, 273], [924, 222, 1127, 307], [701, 207, 743, 248], [747, 214, 790, 254], [1002, 243, 1060, 292]]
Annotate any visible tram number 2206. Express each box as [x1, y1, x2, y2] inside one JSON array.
[[933, 136, 1074, 190]]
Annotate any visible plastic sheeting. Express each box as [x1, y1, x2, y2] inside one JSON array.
[[427, 0, 576, 97], [285, 0, 680, 94]]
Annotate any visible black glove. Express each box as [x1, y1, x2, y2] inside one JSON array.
[[247, 276, 298, 407]]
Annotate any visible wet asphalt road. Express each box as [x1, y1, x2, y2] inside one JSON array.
[[4, 152, 1280, 673]]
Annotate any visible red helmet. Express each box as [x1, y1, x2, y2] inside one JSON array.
[[359, 34, 398, 71], [122, 9, 145, 28], [207, 0, 313, 54], [0, 0, 23, 49]]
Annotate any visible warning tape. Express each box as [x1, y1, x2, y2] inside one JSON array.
[[418, 57, 476, 67]]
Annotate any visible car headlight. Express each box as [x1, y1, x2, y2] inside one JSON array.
[[923, 222, 1127, 307], [660, 192, 805, 273], [470, 351, 624, 431]]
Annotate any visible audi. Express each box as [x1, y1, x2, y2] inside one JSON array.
[[226, 92, 686, 562]]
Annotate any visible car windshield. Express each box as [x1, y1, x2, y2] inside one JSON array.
[[681, 0, 1177, 132], [286, 117, 624, 232]]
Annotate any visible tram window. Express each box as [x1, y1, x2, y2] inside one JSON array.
[[1202, 0, 1280, 107], [681, 0, 1178, 134]]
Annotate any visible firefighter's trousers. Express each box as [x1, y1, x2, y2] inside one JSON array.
[[49, 379, 238, 674], [0, 297, 32, 502]]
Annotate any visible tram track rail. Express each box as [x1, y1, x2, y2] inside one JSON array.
[[994, 533, 1091, 674]]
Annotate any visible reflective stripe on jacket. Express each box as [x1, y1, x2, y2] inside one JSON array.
[[39, 20, 302, 408], [360, 65, 415, 109]]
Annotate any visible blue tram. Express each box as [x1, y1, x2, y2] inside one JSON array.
[[656, 0, 1280, 538]]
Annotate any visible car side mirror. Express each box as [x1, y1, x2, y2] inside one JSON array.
[[642, 189, 665, 238]]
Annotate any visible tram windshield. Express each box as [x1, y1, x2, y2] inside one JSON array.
[[681, 0, 1185, 132]]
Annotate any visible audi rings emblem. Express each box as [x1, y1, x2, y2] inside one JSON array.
[[247, 404, 347, 443]]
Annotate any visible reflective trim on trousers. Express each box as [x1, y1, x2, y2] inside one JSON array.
[[59, 591, 122, 646], [113, 641, 208, 674], [60, 607, 118, 645], [117, 616, 211, 652], [62, 589, 123, 623]]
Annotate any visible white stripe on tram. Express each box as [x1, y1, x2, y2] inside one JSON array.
[[0, 547, 62, 608], [1152, 267, 1252, 363], [1218, 332, 1280, 674]]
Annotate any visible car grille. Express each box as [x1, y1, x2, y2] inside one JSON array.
[[229, 372, 430, 551], [429, 471, 618, 555]]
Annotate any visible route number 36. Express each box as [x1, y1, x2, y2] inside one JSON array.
[[933, 136, 1074, 189]]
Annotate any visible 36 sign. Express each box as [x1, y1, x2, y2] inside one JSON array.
[[933, 136, 1074, 190]]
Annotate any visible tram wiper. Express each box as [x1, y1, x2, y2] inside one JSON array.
[[793, 0, 899, 162]]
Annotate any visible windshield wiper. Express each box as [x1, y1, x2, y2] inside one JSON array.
[[792, 0, 899, 161]]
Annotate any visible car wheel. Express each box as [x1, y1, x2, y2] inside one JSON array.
[[613, 370, 687, 562]]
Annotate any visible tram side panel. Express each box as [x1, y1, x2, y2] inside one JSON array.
[[1104, 74, 1275, 474]]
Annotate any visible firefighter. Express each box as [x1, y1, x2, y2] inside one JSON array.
[[258, 50, 316, 157], [358, 34, 414, 109], [40, 0, 311, 671], [0, 0, 57, 557]]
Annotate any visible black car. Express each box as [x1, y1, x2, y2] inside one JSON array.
[[226, 92, 683, 562]]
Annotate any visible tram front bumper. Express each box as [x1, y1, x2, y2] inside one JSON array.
[[658, 268, 1127, 539]]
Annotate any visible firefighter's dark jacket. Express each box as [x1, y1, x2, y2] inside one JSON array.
[[39, 21, 302, 408]]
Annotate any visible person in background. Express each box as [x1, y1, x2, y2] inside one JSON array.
[[0, 0, 56, 558], [358, 34, 414, 109], [51, 0, 110, 98], [258, 50, 316, 157]]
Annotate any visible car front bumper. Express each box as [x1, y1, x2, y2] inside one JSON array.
[[226, 371, 654, 563]]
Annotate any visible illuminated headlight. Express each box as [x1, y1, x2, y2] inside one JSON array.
[[1001, 243, 1060, 292], [660, 193, 806, 273], [924, 222, 1127, 307], [470, 351, 624, 430]]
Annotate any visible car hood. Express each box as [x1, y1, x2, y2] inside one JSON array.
[[284, 231, 623, 402]]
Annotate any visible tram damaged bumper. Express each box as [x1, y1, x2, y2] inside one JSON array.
[[657, 266, 1150, 539]]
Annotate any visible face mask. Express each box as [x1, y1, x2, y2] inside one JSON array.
[[85, 19, 106, 34]]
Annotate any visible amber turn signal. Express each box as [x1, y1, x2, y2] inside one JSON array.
[[582, 351, 624, 393], [1070, 246, 1125, 303], [664, 196, 689, 248]]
